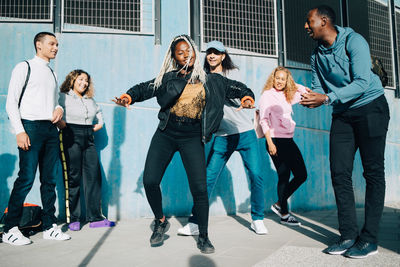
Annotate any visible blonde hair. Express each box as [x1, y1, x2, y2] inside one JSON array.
[[60, 69, 94, 98], [154, 34, 206, 88], [262, 66, 297, 103]]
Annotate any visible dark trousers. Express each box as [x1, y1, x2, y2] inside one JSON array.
[[267, 138, 307, 215], [143, 127, 209, 235], [63, 124, 103, 222], [330, 95, 389, 243], [4, 120, 59, 232]]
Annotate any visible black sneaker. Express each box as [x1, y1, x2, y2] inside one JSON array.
[[271, 203, 283, 218], [197, 234, 215, 254], [280, 215, 301, 226], [343, 240, 378, 259], [323, 239, 356, 255], [150, 219, 170, 247]]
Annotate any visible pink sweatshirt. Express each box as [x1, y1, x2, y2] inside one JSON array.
[[259, 84, 307, 138]]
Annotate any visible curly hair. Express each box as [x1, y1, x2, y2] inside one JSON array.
[[262, 66, 298, 103], [60, 69, 94, 98]]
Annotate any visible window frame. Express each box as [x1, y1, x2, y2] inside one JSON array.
[[199, 0, 279, 58], [0, 0, 54, 23], [60, 0, 154, 35]]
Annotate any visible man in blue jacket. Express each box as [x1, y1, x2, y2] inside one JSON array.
[[301, 5, 390, 259]]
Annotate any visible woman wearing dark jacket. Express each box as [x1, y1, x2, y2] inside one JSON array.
[[113, 34, 254, 254]]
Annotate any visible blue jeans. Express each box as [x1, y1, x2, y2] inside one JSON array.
[[190, 130, 264, 221], [4, 120, 59, 232]]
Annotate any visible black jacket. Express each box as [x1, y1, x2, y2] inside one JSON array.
[[125, 71, 255, 143]]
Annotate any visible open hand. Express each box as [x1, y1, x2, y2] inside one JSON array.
[[112, 97, 130, 108]]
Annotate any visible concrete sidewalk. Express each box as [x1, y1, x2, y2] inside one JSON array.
[[1, 205, 399, 267]]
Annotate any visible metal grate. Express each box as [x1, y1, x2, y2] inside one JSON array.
[[367, 0, 394, 87], [283, 0, 341, 68], [0, 0, 53, 22], [201, 0, 277, 56], [62, 0, 153, 34], [396, 7, 400, 84]]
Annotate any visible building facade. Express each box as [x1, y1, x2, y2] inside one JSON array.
[[0, 0, 399, 220]]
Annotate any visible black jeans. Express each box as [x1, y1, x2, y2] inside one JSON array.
[[330, 95, 390, 243], [63, 124, 104, 222], [143, 122, 209, 235], [4, 120, 59, 232], [266, 138, 307, 215]]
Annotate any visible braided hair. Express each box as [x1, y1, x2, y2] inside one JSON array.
[[154, 34, 206, 88]]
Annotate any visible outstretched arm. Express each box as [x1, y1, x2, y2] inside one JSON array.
[[224, 78, 255, 109], [112, 78, 156, 107]]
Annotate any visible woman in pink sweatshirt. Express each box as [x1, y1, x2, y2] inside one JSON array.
[[259, 66, 308, 226]]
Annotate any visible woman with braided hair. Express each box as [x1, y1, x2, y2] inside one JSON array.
[[113, 34, 255, 253]]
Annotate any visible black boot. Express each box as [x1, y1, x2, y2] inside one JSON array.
[[197, 233, 215, 254], [150, 218, 170, 246]]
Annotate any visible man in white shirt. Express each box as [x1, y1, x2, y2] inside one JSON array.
[[4, 32, 70, 245]]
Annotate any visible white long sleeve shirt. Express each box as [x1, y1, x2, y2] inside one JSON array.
[[6, 56, 61, 134]]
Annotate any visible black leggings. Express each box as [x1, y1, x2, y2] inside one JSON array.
[[266, 138, 307, 215], [143, 126, 209, 235]]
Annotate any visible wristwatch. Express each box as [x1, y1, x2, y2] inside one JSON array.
[[323, 95, 330, 105]]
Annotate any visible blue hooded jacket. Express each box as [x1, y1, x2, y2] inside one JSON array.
[[311, 26, 384, 113]]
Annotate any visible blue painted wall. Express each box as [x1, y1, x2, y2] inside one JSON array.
[[0, 2, 399, 221]]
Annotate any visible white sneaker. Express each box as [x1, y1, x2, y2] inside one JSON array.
[[177, 222, 199, 236], [43, 224, 71, 241], [251, 220, 268, 235], [2, 226, 32, 246]]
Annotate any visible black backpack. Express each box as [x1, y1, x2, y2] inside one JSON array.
[[371, 57, 388, 87], [0, 203, 42, 236]]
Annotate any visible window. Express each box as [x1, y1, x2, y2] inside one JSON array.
[[366, 0, 394, 87], [348, 0, 395, 88], [396, 5, 400, 84], [201, 0, 277, 56], [0, 0, 53, 22], [283, 0, 342, 68], [62, 0, 153, 34]]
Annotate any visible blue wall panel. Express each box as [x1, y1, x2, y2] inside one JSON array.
[[0, 2, 399, 221]]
